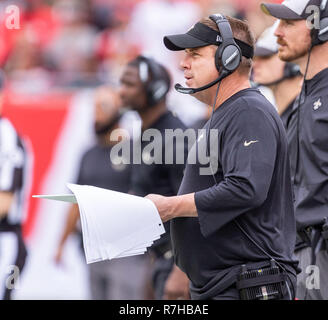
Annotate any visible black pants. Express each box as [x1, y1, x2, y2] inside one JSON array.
[[0, 226, 27, 300]]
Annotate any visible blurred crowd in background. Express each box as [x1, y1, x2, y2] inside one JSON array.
[[0, 0, 281, 300], [0, 0, 278, 93]]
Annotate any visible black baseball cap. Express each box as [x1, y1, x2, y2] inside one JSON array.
[[163, 22, 254, 59], [261, 0, 322, 20]]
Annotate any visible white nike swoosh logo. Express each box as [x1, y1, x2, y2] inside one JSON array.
[[244, 140, 259, 147]]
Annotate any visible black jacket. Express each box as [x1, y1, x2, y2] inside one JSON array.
[[287, 68, 328, 231]]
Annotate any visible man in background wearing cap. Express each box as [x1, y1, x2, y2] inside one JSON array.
[[261, 0, 328, 300], [55, 86, 148, 300], [253, 22, 302, 129], [146, 15, 298, 300], [0, 73, 29, 300]]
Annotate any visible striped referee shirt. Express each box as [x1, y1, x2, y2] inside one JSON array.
[[0, 117, 27, 225]]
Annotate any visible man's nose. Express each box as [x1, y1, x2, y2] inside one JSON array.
[[274, 21, 284, 38], [180, 54, 190, 70]]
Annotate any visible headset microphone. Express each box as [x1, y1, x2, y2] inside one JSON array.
[[174, 83, 195, 94], [174, 70, 228, 95]]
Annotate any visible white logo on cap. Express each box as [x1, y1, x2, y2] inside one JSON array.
[[282, 0, 311, 15]]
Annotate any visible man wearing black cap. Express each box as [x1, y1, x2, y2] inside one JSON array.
[[253, 22, 302, 129], [146, 15, 298, 300], [261, 0, 328, 300]]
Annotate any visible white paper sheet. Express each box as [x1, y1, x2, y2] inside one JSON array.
[[67, 184, 165, 261], [33, 184, 165, 264]]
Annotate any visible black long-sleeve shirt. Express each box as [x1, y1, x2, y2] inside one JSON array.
[[172, 88, 298, 299], [287, 68, 328, 231]]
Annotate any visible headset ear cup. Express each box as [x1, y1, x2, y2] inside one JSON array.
[[216, 44, 241, 78], [151, 81, 169, 104], [221, 45, 242, 72], [210, 13, 242, 81], [140, 57, 171, 106]]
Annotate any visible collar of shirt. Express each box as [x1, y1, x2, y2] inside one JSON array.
[[304, 67, 328, 95]]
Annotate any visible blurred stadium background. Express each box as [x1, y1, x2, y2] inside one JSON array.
[[1, 0, 279, 299]]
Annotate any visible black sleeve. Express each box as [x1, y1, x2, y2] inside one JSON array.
[[194, 107, 278, 238]]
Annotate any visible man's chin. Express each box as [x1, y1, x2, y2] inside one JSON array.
[[278, 51, 296, 63], [278, 48, 308, 63]]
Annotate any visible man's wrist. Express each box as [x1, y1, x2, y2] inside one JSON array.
[[171, 193, 197, 218], [171, 196, 183, 218]]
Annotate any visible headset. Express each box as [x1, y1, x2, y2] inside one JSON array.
[[175, 14, 245, 95], [137, 56, 170, 107], [209, 14, 242, 77], [311, 0, 328, 45], [203, 14, 242, 156]]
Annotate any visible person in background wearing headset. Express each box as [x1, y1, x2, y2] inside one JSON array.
[[145, 15, 299, 300], [252, 22, 302, 129], [119, 56, 190, 300], [261, 0, 328, 300]]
